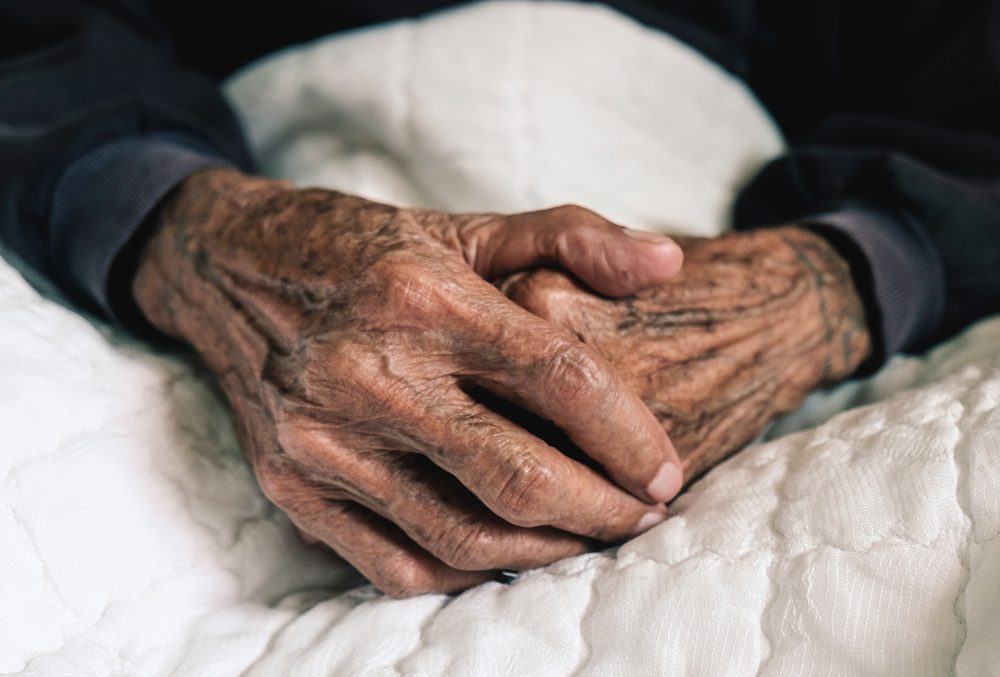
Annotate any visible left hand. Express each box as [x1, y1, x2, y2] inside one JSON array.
[[132, 169, 688, 595], [501, 226, 872, 481]]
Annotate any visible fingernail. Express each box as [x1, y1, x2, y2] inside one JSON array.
[[622, 227, 675, 246], [646, 462, 683, 503], [634, 510, 668, 534]]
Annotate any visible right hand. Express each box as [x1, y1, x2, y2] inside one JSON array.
[[501, 227, 872, 482], [131, 168, 685, 597]]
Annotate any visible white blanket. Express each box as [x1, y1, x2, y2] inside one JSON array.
[[2, 2, 998, 675]]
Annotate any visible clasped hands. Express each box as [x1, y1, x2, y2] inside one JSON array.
[[133, 169, 870, 596]]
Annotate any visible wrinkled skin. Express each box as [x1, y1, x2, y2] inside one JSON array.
[[502, 227, 872, 481], [132, 168, 687, 597]]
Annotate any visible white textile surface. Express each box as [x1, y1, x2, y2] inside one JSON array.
[[2, 2, 998, 675]]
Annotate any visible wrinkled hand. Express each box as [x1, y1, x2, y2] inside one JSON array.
[[132, 168, 686, 597], [502, 227, 872, 481]]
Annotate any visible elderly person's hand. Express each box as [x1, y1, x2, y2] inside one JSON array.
[[502, 227, 872, 481], [132, 168, 686, 597]]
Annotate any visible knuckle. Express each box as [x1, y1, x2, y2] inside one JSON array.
[[316, 339, 364, 378], [367, 256, 440, 316], [433, 520, 497, 570], [509, 277, 559, 319], [272, 408, 357, 472], [540, 341, 610, 406], [551, 203, 599, 224], [308, 341, 414, 422], [374, 558, 438, 598], [281, 338, 371, 411], [387, 266, 432, 310], [365, 253, 476, 331], [494, 454, 555, 525], [254, 461, 297, 509], [273, 419, 315, 465]]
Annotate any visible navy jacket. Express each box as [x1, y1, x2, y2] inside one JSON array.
[[2, 0, 999, 366]]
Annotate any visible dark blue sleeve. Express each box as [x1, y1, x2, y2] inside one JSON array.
[[49, 133, 231, 319], [733, 138, 1000, 367], [726, 0, 1000, 367], [798, 206, 945, 369], [0, 0, 253, 319]]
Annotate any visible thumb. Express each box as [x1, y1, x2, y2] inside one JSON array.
[[461, 205, 683, 297]]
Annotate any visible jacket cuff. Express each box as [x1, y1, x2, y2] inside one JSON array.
[[802, 205, 946, 368], [48, 133, 231, 322]]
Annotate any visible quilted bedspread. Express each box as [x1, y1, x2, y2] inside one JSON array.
[[2, 2, 998, 675]]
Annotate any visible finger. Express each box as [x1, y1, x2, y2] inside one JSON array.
[[499, 267, 595, 331], [458, 302, 683, 504], [294, 525, 321, 546], [458, 205, 683, 296], [426, 398, 671, 541], [279, 388, 666, 540], [279, 414, 636, 570], [354, 460, 598, 571], [279, 482, 492, 598]]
